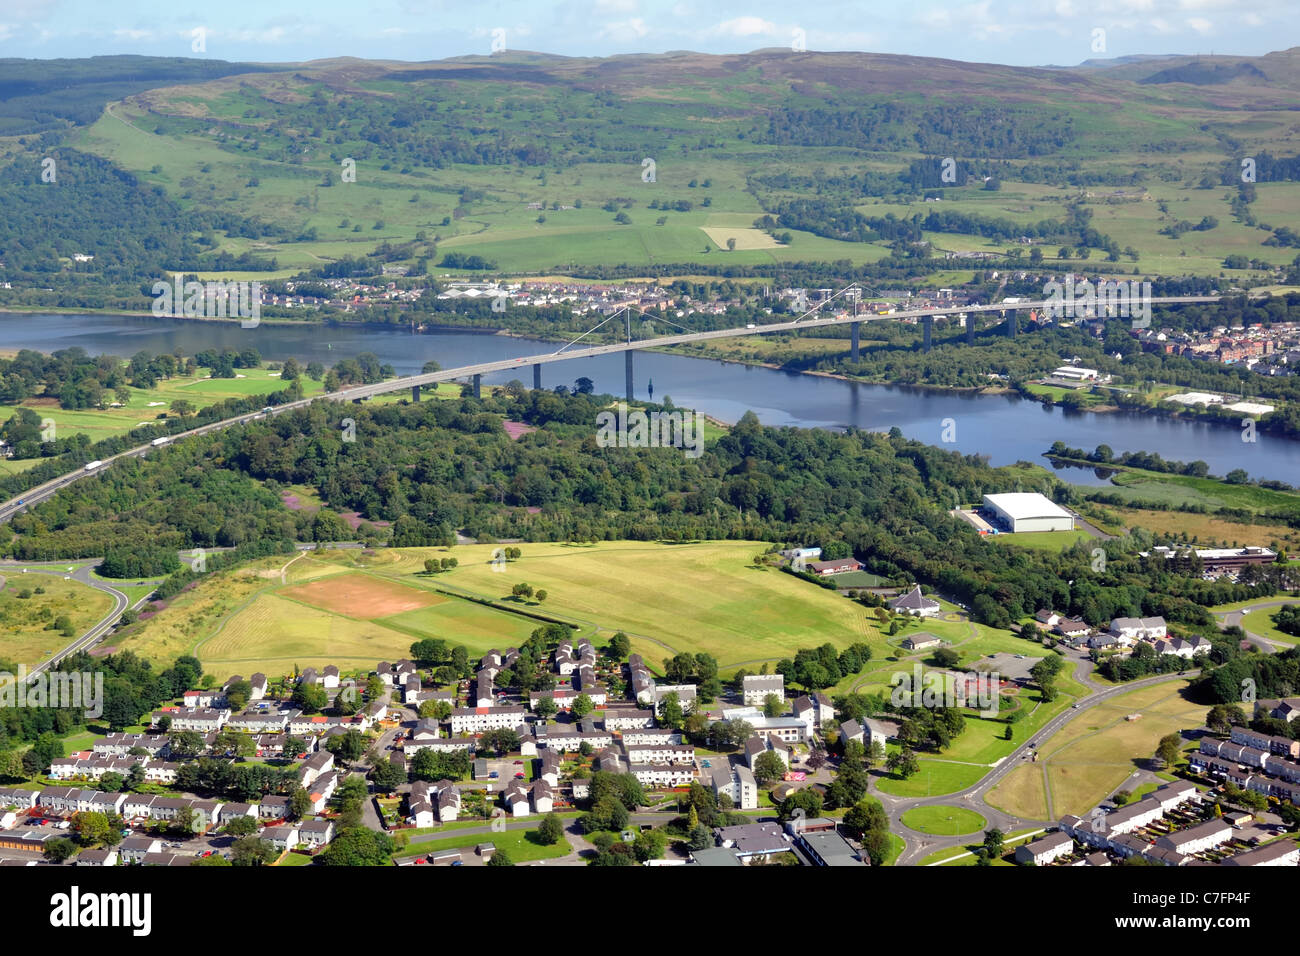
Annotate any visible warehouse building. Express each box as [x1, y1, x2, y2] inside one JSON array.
[[981, 493, 1075, 534]]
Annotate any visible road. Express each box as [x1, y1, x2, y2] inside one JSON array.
[[0, 558, 143, 678], [884, 664, 1201, 865], [1213, 598, 1300, 651]]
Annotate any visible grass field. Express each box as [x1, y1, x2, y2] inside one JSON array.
[[899, 805, 987, 836], [115, 540, 1038, 690], [325, 540, 878, 669], [985, 678, 1205, 820], [0, 574, 114, 668], [61, 57, 1300, 284], [1103, 506, 1300, 553], [1238, 607, 1300, 647], [395, 828, 571, 862], [0, 367, 321, 447], [988, 529, 1093, 551], [917, 827, 1044, 866]]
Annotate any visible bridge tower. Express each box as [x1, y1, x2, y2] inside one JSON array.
[[625, 309, 635, 401], [966, 314, 975, 344], [1005, 310, 1017, 338], [533, 363, 541, 390], [850, 321, 860, 361], [472, 373, 482, 398], [411, 384, 420, 402], [923, 315, 933, 353]]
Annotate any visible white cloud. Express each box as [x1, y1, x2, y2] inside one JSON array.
[[1186, 16, 1213, 33], [113, 28, 152, 41], [711, 16, 779, 38], [596, 17, 649, 41]]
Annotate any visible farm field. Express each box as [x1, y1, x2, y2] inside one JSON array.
[[985, 678, 1205, 820], [61, 53, 1300, 285], [0, 367, 320, 446], [0, 574, 115, 669], [116, 553, 546, 677], [1105, 506, 1300, 553], [324, 540, 879, 669]]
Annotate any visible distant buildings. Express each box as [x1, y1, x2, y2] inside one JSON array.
[[889, 585, 941, 618]]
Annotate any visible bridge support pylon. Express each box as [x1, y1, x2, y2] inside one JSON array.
[[625, 350, 634, 402], [923, 315, 933, 353], [472, 373, 481, 398], [966, 314, 975, 344], [411, 384, 420, 402], [533, 363, 541, 390], [850, 321, 860, 361], [1005, 310, 1017, 338]]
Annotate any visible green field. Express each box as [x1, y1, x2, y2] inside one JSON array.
[[0, 367, 321, 447], [0, 573, 115, 668], [55, 52, 1300, 284], [1238, 607, 1300, 647], [326, 540, 878, 669], [396, 827, 571, 862], [899, 805, 987, 836], [988, 529, 1092, 551], [985, 679, 1206, 819]]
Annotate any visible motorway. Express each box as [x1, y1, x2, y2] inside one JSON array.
[[0, 293, 1246, 526]]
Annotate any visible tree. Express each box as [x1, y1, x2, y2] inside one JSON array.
[[232, 836, 277, 866], [478, 727, 521, 757], [326, 729, 367, 763], [292, 682, 328, 714], [288, 787, 312, 821], [44, 838, 77, 863], [487, 847, 514, 866], [763, 694, 784, 718], [572, 693, 594, 718], [370, 757, 405, 793], [72, 811, 114, 847], [1155, 733, 1183, 770], [169, 399, 194, 418], [607, 632, 631, 659], [535, 589, 548, 604], [419, 699, 452, 721], [752, 750, 786, 784], [535, 812, 565, 846], [410, 638, 446, 665], [317, 827, 394, 866], [983, 828, 1005, 860], [225, 815, 259, 837]]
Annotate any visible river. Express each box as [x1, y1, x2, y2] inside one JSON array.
[[3, 311, 1298, 488]]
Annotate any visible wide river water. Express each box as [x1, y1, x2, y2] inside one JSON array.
[[4, 311, 1299, 488]]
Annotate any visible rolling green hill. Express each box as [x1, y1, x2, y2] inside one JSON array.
[[2, 48, 1299, 292]]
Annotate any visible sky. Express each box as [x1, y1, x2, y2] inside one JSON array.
[[0, 0, 1293, 68]]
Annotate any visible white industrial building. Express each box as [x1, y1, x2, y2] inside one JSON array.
[[982, 493, 1075, 533]]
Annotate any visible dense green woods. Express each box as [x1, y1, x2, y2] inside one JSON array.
[[3, 388, 1283, 625]]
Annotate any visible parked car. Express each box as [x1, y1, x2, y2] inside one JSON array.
[[488, 771, 499, 779]]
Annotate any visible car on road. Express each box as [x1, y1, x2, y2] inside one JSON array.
[[488, 771, 499, 779], [513, 760, 523, 765]]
